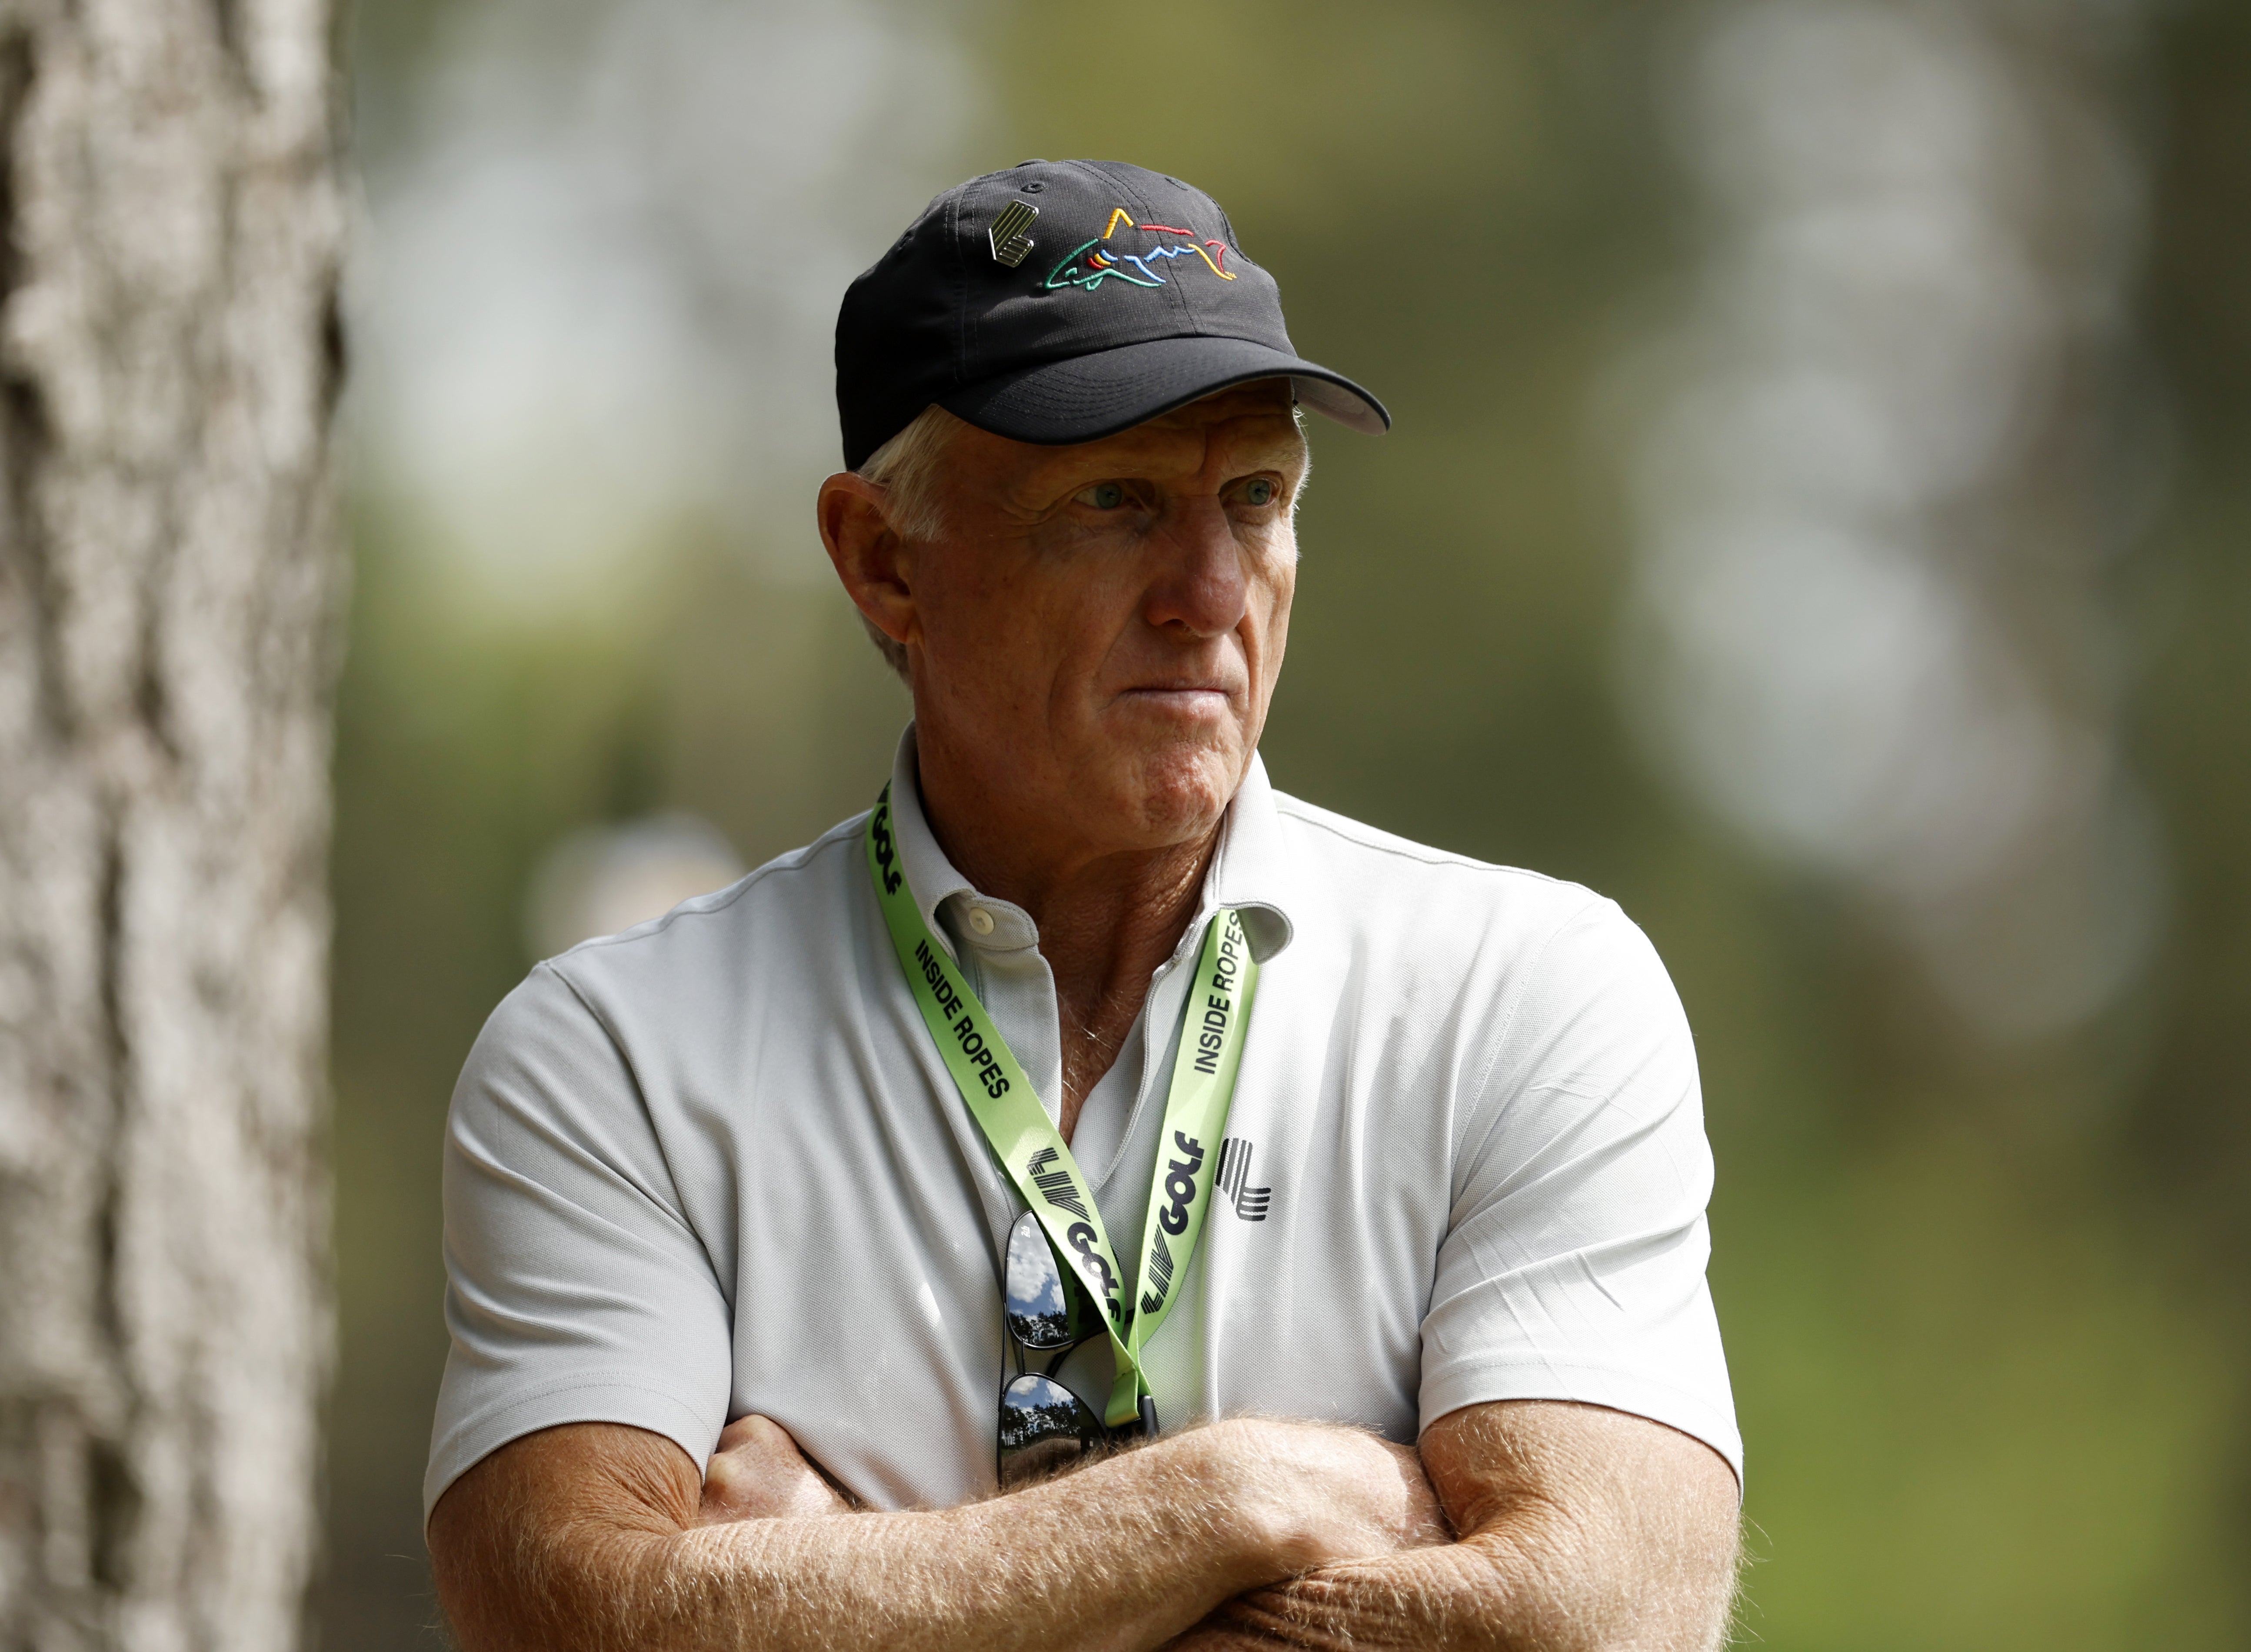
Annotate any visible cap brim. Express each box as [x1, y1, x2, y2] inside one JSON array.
[[938, 334, 1389, 450]]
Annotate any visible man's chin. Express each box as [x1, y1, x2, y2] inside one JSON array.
[[1109, 743, 1246, 846]]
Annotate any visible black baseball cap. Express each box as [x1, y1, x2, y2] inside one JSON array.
[[835, 159, 1389, 470]]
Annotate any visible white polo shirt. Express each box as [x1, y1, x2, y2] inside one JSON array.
[[426, 730, 1741, 1519]]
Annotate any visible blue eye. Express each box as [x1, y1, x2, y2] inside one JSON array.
[[1076, 482, 1126, 510], [1243, 478, 1276, 506]]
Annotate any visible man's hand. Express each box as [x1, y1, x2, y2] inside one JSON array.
[[697, 1416, 852, 1523], [1135, 1420, 1452, 1575]]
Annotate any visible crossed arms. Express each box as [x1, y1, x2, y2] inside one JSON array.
[[428, 1398, 1739, 1651]]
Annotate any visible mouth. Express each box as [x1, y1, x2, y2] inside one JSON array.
[[1116, 685, 1234, 715]]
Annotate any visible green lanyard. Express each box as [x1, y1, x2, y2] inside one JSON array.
[[865, 784, 1259, 1429]]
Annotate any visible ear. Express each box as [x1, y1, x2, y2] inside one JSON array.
[[817, 473, 917, 653]]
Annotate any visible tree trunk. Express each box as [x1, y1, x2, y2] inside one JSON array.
[[0, 0, 343, 1642]]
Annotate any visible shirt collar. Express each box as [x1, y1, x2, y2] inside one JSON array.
[[884, 723, 1299, 964], [1202, 749, 1296, 962], [887, 726, 979, 955]]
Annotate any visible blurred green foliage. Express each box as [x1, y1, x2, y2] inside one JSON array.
[[320, 1, 2251, 1645]]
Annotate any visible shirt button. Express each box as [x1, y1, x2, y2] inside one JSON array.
[[967, 908, 996, 936]]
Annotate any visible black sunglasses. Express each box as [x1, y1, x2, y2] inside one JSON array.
[[997, 1210, 1114, 1487]]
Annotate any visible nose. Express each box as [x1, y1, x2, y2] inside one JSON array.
[[1141, 496, 1249, 640]]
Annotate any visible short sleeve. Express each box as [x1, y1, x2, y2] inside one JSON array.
[[1419, 898, 1742, 1486], [423, 963, 734, 1523]]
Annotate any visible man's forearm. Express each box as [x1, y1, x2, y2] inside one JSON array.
[[652, 1452, 1283, 1652], [431, 1417, 1442, 1652], [445, 1435, 1244, 1652], [635, 1475, 1229, 1651], [1171, 1524, 1740, 1652], [1170, 1403, 1744, 1652]]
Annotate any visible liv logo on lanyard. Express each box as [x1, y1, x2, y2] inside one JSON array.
[[865, 783, 1259, 1430]]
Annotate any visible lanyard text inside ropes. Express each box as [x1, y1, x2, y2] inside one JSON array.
[[865, 784, 1259, 1431]]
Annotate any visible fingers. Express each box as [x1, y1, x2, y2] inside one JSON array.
[[697, 1416, 852, 1524]]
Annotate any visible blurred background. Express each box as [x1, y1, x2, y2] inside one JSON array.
[[326, 0, 2250, 1645]]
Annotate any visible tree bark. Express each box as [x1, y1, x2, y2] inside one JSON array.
[[0, 0, 343, 1643]]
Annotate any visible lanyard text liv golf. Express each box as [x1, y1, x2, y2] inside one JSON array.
[[866, 783, 1258, 1434]]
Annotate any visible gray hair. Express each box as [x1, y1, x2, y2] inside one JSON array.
[[852, 404, 968, 679]]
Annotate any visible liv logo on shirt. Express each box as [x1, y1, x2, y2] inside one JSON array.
[[1215, 1137, 1271, 1222]]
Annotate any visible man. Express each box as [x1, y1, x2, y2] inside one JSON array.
[[426, 159, 1742, 1649]]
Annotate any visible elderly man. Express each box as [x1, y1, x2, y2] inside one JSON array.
[[426, 159, 1742, 1649]]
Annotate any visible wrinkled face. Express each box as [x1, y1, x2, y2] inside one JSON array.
[[902, 381, 1305, 860]]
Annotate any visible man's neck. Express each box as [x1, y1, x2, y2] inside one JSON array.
[[915, 759, 1221, 1140]]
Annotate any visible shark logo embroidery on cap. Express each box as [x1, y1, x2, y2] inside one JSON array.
[[1043, 207, 1239, 293], [988, 200, 1039, 268]]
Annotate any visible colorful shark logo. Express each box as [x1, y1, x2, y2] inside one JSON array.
[[1043, 208, 1239, 292]]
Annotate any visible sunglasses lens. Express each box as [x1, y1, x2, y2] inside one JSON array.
[[997, 1372, 1102, 1487], [1003, 1211, 1079, 1350]]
